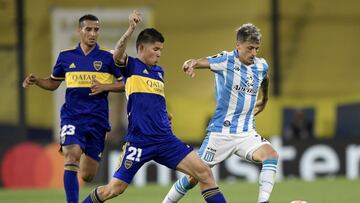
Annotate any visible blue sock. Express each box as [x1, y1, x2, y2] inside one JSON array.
[[64, 164, 79, 203], [82, 187, 103, 203], [201, 187, 227, 203]]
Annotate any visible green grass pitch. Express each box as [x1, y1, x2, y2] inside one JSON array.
[[0, 177, 359, 203]]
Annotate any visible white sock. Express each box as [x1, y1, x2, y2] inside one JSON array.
[[258, 159, 278, 203], [162, 176, 194, 203]]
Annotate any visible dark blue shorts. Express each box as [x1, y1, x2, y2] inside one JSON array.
[[113, 135, 193, 184], [59, 120, 107, 161]]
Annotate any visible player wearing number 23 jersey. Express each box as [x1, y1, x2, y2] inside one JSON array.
[[52, 43, 123, 161]]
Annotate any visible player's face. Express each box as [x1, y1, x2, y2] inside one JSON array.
[[78, 20, 100, 47], [138, 42, 163, 66], [236, 41, 260, 65]]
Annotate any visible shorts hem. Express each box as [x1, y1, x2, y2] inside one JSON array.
[[113, 175, 132, 184], [173, 148, 193, 170]]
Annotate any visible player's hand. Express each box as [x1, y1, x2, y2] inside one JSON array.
[[22, 73, 38, 88], [129, 10, 141, 29], [254, 99, 267, 116], [89, 79, 107, 96], [182, 59, 197, 78]]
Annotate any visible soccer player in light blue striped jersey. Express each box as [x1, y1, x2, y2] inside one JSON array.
[[162, 23, 279, 203]]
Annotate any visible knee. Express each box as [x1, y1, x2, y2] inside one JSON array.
[[254, 146, 279, 162], [194, 164, 213, 184], [64, 156, 80, 167], [81, 172, 95, 182], [269, 150, 279, 160], [262, 148, 279, 161], [63, 151, 81, 164], [259, 151, 279, 162]]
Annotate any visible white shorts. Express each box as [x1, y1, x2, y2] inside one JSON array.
[[197, 130, 271, 166]]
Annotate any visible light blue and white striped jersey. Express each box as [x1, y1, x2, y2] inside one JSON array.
[[206, 49, 268, 134]]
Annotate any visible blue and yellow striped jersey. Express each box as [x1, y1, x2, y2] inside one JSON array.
[[119, 56, 173, 143], [51, 43, 123, 130]]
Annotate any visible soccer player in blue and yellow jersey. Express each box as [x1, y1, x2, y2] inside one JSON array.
[[23, 14, 124, 203], [162, 23, 279, 203], [82, 11, 227, 203]]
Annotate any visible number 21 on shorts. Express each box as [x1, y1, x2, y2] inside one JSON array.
[[126, 146, 142, 162]]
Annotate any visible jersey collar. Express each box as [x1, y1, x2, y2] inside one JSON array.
[[76, 43, 99, 56], [234, 49, 239, 58]]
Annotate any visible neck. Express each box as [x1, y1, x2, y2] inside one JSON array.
[[80, 43, 95, 55], [238, 56, 253, 66], [137, 55, 153, 67], [238, 58, 246, 65]]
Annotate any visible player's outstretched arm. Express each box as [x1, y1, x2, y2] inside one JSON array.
[[22, 73, 62, 91], [182, 58, 210, 78], [254, 76, 269, 116], [113, 10, 141, 66], [89, 79, 125, 96]]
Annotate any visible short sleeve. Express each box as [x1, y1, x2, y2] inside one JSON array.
[[116, 56, 135, 78], [260, 58, 269, 78], [50, 53, 65, 81], [109, 58, 124, 81], [207, 51, 228, 72]]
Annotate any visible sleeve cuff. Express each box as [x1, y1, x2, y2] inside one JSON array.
[[50, 75, 65, 81]]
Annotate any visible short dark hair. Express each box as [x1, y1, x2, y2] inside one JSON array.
[[236, 23, 261, 44], [136, 28, 165, 50], [78, 14, 99, 27]]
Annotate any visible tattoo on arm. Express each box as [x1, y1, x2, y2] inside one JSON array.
[[114, 28, 134, 65]]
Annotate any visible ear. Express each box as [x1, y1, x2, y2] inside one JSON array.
[[138, 44, 145, 52], [236, 41, 241, 49]]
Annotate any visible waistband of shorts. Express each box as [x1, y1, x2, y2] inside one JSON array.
[[207, 129, 258, 137]]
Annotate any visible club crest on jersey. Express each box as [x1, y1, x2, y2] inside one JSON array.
[[233, 75, 257, 95], [93, 61, 103, 71], [223, 120, 231, 127], [246, 76, 254, 88], [125, 160, 133, 169]]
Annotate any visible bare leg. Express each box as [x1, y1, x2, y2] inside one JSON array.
[[80, 154, 99, 182], [176, 151, 215, 190], [82, 178, 128, 203]]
